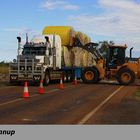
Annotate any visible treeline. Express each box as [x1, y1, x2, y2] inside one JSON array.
[[0, 61, 9, 67]]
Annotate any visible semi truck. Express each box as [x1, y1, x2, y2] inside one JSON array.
[[9, 26, 97, 85]]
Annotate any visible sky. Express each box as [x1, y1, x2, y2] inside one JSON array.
[[0, 0, 140, 61]]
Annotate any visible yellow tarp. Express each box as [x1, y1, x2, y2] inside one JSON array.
[[42, 26, 75, 46]]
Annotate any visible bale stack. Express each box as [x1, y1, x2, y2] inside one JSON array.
[[73, 31, 95, 67], [42, 26, 96, 67], [71, 48, 96, 67]]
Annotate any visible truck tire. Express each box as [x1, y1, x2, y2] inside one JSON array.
[[81, 67, 99, 84], [44, 72, 50, 86], [62, 72, 67, 83], [66, 71, 73, 82], [116, 68, 135, 85]]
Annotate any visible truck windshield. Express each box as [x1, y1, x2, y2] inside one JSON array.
[[22, 47, 46, 56]]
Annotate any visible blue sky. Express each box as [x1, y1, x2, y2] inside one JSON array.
[[0, 0, 140, 61]]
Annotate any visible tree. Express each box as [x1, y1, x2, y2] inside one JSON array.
[[98, 41, 115, 59], [0, 61, 9, 66]]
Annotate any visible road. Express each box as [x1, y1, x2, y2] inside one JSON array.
[[0, 81, 139, 124]]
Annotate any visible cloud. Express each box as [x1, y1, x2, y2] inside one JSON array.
[[3, 28, 41, 46], [41, 0, 80, 10], [99, 0, 140, 14], [4, 28, 40, 36], [68, 0, 140, 50]]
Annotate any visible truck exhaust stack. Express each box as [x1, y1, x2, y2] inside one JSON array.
[[17, 37, 21, 56]]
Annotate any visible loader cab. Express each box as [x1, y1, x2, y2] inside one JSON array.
[[107, 45, 127, 69]]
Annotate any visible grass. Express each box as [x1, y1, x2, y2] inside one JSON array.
[[0, 65, 9, 75], [135, 88, 140, 101], [0, 65, 9, 87], [0, 82, 10, 87]]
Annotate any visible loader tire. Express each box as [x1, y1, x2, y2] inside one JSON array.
[[81, 67, 99, 84], [116, 68, 135, 85]]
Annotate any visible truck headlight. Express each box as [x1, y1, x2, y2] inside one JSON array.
[[20, 66, 25, 70], [27, 66, 32, 71]]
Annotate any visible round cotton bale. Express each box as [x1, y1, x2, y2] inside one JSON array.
[[75, 31, 85, 46], [62, 46, 73, 67], [82, 34, 91, 45], [82, 50, 88, 67], [42, 26, 75, 46], [72, 47, 83, 67]]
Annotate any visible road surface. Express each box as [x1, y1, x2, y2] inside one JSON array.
[[0, 81, 139, 124]]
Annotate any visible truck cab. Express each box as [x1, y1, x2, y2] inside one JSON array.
[[9, 35, 62, 85]]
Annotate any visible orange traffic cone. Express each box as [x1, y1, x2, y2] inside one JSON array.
[[73, 76, 78, 85], [23, 82, 29, 98], [58, 77, 64, 90], [39, 80, 44, 94]]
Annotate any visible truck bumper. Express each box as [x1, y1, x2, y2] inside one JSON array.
[[10, 74, 43, 83]]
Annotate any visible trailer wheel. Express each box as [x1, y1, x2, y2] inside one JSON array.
[[116, 68, 135, 85], [62, 72, 67, 83], [81, 67, 99, 84], [66, 72, 73, 82]]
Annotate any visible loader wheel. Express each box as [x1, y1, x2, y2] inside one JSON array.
[[81, 67, 99, 84], [116, 68, 135, 85]]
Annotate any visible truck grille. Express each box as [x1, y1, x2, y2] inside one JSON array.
[[20, 66, 25, 70], [10, 57, 43, 80]]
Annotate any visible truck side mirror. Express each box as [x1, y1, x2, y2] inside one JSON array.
[[17, 37, 21, 43], [45, 36, 49, 43]]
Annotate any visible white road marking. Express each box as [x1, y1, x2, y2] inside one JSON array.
[[47, 89, 59, 93], [30, 94, 39, 97], [0, 98, 22, 107], [78, 86, 124, 124], [22, 118, 32, 121], [0, 86, 16, 89], [0, 85, 78, 107]]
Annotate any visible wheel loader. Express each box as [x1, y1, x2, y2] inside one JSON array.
[[81, 43, 140, 85]]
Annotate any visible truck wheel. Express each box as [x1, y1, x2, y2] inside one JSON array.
[[116, 68, 135, 85], [66, 72, 73, 82], [44, 73, 50, 86], [81, 67, 99, 84], [62, 72, 67, 83]]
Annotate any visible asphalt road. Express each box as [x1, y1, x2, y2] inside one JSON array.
[[0, 81, 139, 124]]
